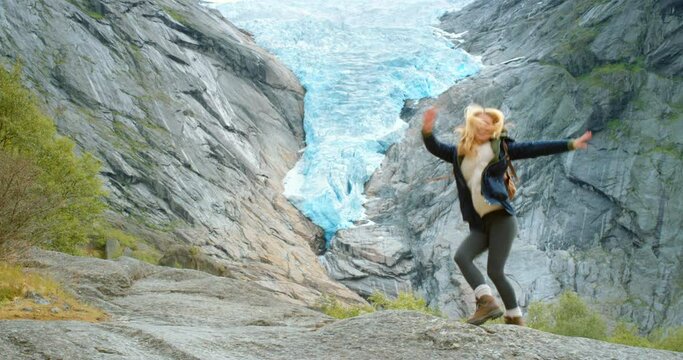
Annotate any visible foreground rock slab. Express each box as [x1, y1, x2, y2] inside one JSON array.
[[1, 250, 679, 359]]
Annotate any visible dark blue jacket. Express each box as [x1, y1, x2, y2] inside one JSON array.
[[422, 128, 575, 232]]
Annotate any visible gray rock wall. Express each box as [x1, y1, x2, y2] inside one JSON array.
[[324, 0, 683, 331], [0, 0, 360, 304]]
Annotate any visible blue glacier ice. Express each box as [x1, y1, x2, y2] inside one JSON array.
[[210, 0, 481, 244]]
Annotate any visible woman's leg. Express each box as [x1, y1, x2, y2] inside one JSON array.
[[486, 212, 519, 310], [456, 229, 505, 325], [453, 230, 488, 292]]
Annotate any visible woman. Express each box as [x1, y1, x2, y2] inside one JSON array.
[[421, 104, 592, 326]]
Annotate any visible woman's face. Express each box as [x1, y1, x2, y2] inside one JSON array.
[[474, 112, 494, 143]]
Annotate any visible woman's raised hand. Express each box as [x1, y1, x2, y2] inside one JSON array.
[[572, 130, 592, 150], [422, 107, 438, 134]]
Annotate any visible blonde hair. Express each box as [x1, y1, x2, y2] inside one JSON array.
[[455, 103, 505, 157]]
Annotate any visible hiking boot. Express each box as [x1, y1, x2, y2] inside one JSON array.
[[503, 315, 525, 326], [467, 294, 503, 325]]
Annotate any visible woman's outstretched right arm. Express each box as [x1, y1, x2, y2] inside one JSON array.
[[421, 107, 456, 163]]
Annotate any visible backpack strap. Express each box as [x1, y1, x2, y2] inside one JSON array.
[[502, 138, 518, 180]]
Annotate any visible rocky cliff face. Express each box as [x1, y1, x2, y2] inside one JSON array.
[[0, 0, 360, 304], [2, 249, 679, 359], [324, 0, 682, 331]]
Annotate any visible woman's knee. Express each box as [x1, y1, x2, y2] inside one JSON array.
[[453, 248, 474, 267], [453, 250, 466, 266], [487, 266, 506, 282], [454, 231, 486, 266]]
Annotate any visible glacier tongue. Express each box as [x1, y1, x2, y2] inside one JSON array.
[[213, 0, 480, 243]]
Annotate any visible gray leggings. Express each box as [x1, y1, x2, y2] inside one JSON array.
[[454, 209, 518, 309]]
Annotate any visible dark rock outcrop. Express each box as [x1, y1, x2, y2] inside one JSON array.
[[0, 0, 361, 304], [324, 0, 682, 331], [1, 249, 679, 359]]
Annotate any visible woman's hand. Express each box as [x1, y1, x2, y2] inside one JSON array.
[[422, 107, 438, 134], [572, 130, 592, 150]]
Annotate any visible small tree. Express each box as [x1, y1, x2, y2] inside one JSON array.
[[0, 61, 106, 257], [0, 152, 55, 261]]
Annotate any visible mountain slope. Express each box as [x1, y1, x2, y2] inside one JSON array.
[[0, 0, 360, 304], [323, 0, 683, 331]]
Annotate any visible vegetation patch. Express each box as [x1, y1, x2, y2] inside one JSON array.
[[0, 263, 107, 321], [527, 290, 608, 339], [605, 118, 628, 141], [527, 290, 683, 352], [129, 213, 184, 234], [558, 27, 598, 54], [66, 0, 105, 20], [320, 289, 682, 352], [0, 62, 106, 260], [163, 6, 189, 26], [0, 62, 162, 264], [127, 42, 146, 67], [579, 61, 644, 88], [574, 0, 613, 15], [317, 291, 441, 319], [637, 135, 683, 159], [112, 118, 150, 151], [85, 222, 162, 265], [649, 144, 683, 158]]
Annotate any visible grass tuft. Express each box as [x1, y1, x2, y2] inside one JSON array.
[[0, 263, 107, 321], [163, 6, 189, 26], [66, 0, 104, 20], [317, 291, 441, 320]]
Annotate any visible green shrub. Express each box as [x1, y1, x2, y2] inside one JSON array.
[[0, 62, 106, 256], [606, 321, 683, 352], [527, 290, 607, 340], [528, 290, 682, 352], [649, 326, 683, 352], [0, 151, 56, 262], [88, 222, 161, 264], [317, 291, 441, 319], [608, 321, 652, 348]]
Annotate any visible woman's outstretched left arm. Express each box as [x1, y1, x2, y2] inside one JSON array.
[[506, 130, 592, 160]]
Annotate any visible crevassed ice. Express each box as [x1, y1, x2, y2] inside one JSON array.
[[212, 0, 481, 243]]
